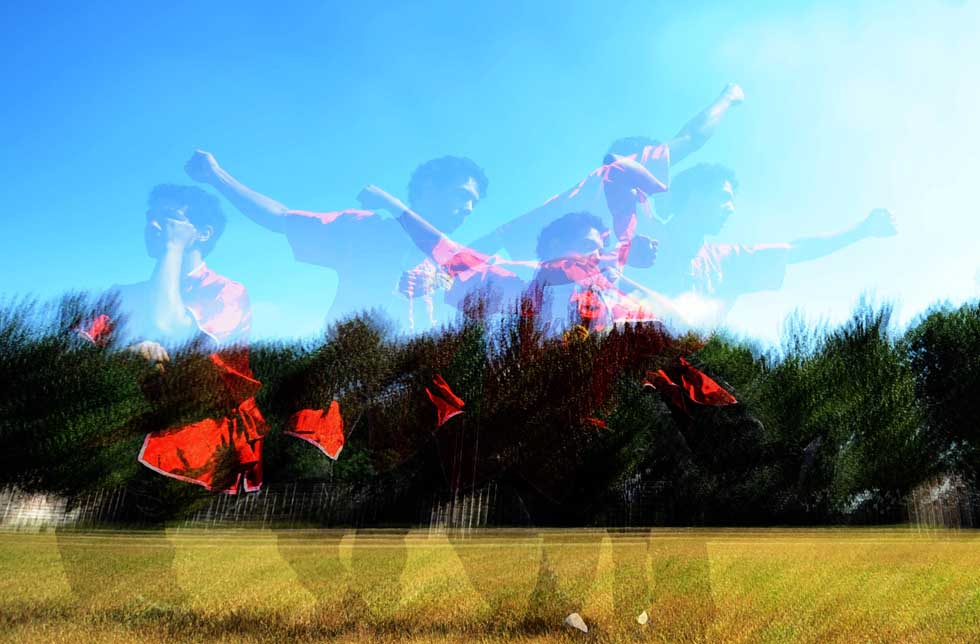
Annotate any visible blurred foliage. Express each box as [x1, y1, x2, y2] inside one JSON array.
[[1, 291, 977, 525]]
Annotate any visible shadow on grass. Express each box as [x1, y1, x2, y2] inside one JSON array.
[[0, 601, 617, 642]]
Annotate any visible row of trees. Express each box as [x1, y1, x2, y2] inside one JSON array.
[[1, 292, 977, 525]]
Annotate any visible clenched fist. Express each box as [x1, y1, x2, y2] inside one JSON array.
[[398, 260, 452, 299], [722, 82, 745, 105], [185, 149, 220, 184], [861, 208, 898, 238]]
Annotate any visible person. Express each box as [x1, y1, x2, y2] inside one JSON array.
[[185, 151, 488, 332], [469, 83, 745, 269], [78, 184, 270, 494], [624, 163, 899, 328], [60, 184, 269, 612], [73, 184, 340, 504], [607, 162, 896, 634], [357, 183, 689, 337], [360, 185, 740, 631]]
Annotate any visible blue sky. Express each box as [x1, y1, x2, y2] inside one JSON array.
[[1, 0, 977, 343]]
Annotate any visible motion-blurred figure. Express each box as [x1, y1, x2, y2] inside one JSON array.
[[360, 185, 741, 631], [60, 184, 266, 611], [627, 163, 898, 328], [185, 151, 487, 332], [359, 185, 682, 335], [471, 83, 745, 268], [97, 184, 267, 494]]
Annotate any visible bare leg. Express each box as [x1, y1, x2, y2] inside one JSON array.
[[275, 529, 350, 619]]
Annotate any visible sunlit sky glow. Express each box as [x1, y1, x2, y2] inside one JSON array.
[[1, 0, 977, 344]]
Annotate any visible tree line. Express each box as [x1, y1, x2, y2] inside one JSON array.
[[1, 292, 977, 526]]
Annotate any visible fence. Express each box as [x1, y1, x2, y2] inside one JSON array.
[[427, 483, 498, 535], [0, 480, 501, 531], [0, 487, 77, 530], [906, 474, 977, 529], [6, 474, 975, 531]]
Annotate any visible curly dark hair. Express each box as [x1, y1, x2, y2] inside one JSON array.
[[606, 136, 662, 159], [407, 156, 489, 206], [148, 184, 227, 256], [535, 211, 609, 260]]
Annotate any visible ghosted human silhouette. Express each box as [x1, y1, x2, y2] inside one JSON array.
[[59, 184, 267, 611], [185, 150, 487, 332], [470, 83, 745, 270], [626, 163, 898, 328]]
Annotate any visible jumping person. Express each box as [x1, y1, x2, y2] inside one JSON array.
[[359, 185, 739, 631], [79, 184, 269, 494], [61, 184, 267, 612]]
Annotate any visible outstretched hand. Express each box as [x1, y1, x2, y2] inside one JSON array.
[[722, 82, 745, 105], [185, 150, 220, 183], [397, 262, 453, 299], [128, 340, 170, 372], [861, 208, 898, 238], [163, 216, 199, 249]]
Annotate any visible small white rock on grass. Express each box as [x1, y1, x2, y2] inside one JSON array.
[[564, 612, 588, 633], [637, 610, 649, 625]]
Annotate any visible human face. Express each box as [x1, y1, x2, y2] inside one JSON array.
[[689, 179, 735, 235], [549, 226, 608, 262], [418, 177, 481, 232], [574, 227, 607, 258], [719, 180, 736, 221], [144, 199, 194, 258]]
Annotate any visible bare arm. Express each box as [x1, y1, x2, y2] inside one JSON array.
[[185, 150, 289, 233], [787, 208, 897, 264], [357, 185, 447, 257], [469, 227, 508, 256], [664, 83, 744, 165], [358, 185, 541, 271], [148, 218, 198, 338], [469, 154, 667, 261], [358, 185, 531, 314]]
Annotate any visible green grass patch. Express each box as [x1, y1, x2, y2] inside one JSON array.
[[1, 527, 978, 642]]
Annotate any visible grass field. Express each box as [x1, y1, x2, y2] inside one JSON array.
[[1, 527, 978, 643]]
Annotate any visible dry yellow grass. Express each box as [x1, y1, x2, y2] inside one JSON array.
[[1, 527, 978, 643]]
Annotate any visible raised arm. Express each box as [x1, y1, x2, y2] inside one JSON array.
[[664, 83, 744, 165], [185, 150, 289, 233], [147, 217, 199, 338], [358, 185, 529, 310], [786, 208, 897, 264], [468, 154, 668, 261], [357, 185, 448, 257]]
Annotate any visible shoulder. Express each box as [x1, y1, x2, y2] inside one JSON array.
[[184, 265, 251, 339], [190, 264, 249, 305], [282, 208, 402, 259], [283, 208, 382, 226]]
